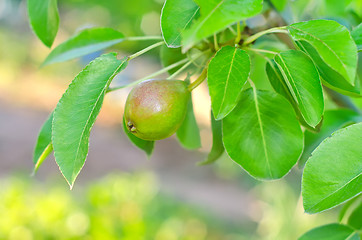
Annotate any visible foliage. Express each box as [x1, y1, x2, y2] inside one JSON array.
[[207, 46, 250, 120], [52, 54, 128, 187], [298, 223, 360, 240], [302, 123, 362, 214], [27, 0, 59, 47], [42, 28, 125, 66], [28, 0, 362, 238]]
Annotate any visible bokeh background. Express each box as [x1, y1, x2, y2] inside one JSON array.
[[0, 0, 361, 239]]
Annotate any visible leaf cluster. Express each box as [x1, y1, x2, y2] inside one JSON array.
[[28, 0, 361, 237]]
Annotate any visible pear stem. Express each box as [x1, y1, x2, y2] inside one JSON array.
[[187, 67, 208, 92]]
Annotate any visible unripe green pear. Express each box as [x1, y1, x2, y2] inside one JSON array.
[[124, 79, 189, 141]]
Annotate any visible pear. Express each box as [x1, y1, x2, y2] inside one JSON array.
[[124, 79, 189, 141]]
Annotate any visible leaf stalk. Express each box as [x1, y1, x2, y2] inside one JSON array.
[[128, 41, 164, 60], [124, 36, 163, 41], [243, 26, 288, 45], [246, 47, 278, 55], [108, 51, 208, 92]]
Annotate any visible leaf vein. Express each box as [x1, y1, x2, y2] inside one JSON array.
[[276, 55, 312, 123], [169, 7, 200, 46], [308, 171, 362, 211], [251, 87, 273, 178], [71, 60, 125, 184], [218, 48, 237, 116], [188, 0, 225, 42], [289, 26, 348, 78]]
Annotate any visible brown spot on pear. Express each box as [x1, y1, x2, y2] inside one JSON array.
[[124, 79, 189, 141]]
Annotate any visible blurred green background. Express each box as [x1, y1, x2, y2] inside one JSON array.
[[0, 0, 360, 239]]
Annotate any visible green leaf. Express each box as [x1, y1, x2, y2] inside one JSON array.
[[198, 111, 224, 165], [296, 40, 361, 97], [348, 200, 362, 230], [266, 58, 319, 131], [299, 224, 359, 240], [339, 196, 361, 222], [208, 46, 250, 120], [266, 59, 293, 100], [33, 111, 54, 173], [266, 58, 307, 124], [43, 28, 125, 66], [123, 117, 154, 157], [302, 122, 362, 214], [351, 23, 362, 52], [176, 93, 201, 150], [222, 88, 303, 180], [27, 0, 59, 47], [288, 20, 358, 85], [323, 0, 354, 16], [270, 0, 287, 11], [352, 0, 362, 18], [299, 109, 362, 167], [274, 50, 324, 127], [52, 53, 128, 188], [161, 0, 200, 48], [182, 0, 263, 51]]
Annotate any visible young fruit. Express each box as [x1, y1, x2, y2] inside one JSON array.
[[124, 79, 189, 141]]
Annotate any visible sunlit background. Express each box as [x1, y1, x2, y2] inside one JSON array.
[[0, 0, 361, 239]]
